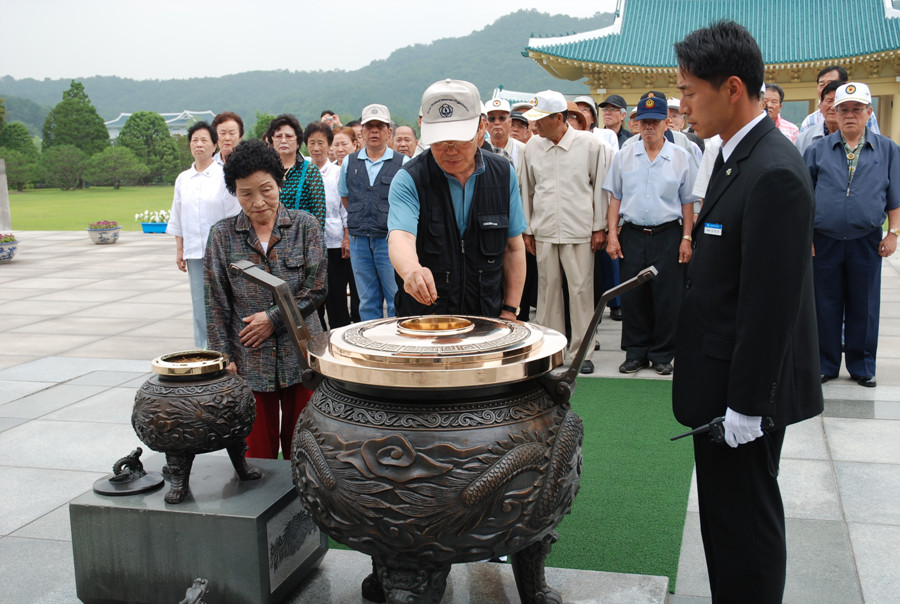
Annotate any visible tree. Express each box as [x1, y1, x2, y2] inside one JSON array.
[[172, 133, 193, 173], [0, 122, 39, 159], [116, 111, 180, 183], [42, 81, 110, 155], [0, 147, 41, 192], [84, 147, 149, 189], [252, 112, 276, 139], [41, 144, 87, 190], [0, 97, 5, 137]]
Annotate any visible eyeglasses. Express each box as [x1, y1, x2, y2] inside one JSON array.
[[432, 137, 476, 153], [836, 105, 868, 116], [601, 107, 623, 113], [486, 115, 508, 123]]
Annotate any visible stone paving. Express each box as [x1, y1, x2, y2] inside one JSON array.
[[0, 230, 897, 603]]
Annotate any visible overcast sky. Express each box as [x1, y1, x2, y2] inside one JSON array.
[[1, 1, 619, 81]]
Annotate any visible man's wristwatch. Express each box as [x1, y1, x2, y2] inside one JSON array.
[[889, 227, 900, 237], [501, 304, 520, 315]]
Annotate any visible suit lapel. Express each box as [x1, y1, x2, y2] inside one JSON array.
[[695, 118, 776, 232]]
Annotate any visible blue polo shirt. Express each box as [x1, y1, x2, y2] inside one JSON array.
[[387, 149, 527, 238], [804, 129, 900, 240]]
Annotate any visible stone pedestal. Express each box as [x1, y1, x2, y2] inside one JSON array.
[[70, 454, 327, 604]]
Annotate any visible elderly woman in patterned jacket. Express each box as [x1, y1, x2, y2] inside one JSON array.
[[204, 139, 327, 459]]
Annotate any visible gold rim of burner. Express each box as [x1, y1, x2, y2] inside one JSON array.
[[396, 316, 475, 336], [151, 350, 225, 376]]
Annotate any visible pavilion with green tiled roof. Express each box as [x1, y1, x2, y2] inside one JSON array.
[[524, 0, 900, 140]]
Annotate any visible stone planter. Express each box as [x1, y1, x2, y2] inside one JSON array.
[[141, 222, 168, 233], [0, 239, 18, 263], [86, 227, 122, 245]]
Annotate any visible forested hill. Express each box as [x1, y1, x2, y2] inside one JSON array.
[[0, 10, 613, 132]]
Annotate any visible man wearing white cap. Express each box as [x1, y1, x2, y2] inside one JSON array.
[[387, 79, 527, 319], [485, 97, 524, 170], [519, 89, 614, 373], [804, 82, 900, 388], [339, 103, 407, 320]]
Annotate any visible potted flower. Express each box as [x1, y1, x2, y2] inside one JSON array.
[[0, 233, 18, 263], [135, 210, 171, 234], [86, 220, 122, 245]]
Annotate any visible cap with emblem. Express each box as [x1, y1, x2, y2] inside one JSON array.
[[522, 90, 567, 120], [835, 82, 872, 106], [361, 104, 391, 125], [635, 96, 668, 121], [485, 98, 511, 113], [420, 79, 483, 145], [640, 90, 668, 102], [666, 97, 681, 111]]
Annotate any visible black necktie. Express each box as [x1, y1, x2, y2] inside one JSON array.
[[711, 150, 725, 178]]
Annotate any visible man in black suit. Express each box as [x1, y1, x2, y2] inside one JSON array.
[[673, 21, 823, 603]]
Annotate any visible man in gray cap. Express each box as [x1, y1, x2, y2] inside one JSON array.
[[388, 79, 527, 318], [339, 103, 408, 320]]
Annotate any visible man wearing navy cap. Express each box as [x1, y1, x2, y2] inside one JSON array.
[[603, 94, 698, 376]]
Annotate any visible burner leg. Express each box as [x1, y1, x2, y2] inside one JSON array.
[[361, 557, 385, 602], [163, 452, 194, 504], [375, 561, 450, 604], [227, 442, 262, 481], [511, 530, 562, 604]]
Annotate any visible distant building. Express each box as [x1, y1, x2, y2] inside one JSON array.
[[104, 110, 216, 139], [524, 0, 900, 141]]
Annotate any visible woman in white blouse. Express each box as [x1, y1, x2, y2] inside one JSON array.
[[167, 121, 241, 348]]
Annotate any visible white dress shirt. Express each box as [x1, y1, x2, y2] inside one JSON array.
[[318, 160, 347, 249], [167, 161, 241, 259]]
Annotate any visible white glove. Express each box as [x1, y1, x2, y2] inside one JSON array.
[[723, 407, 764, 448]]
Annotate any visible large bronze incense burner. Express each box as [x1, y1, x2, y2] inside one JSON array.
[[230, 261, 656, 603]]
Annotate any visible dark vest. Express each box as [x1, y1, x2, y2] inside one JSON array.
[[395, 150, 511, 317], [344, 150, 404, 237]]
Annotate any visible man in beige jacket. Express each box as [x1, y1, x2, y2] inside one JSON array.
[[519, 90, 615, 373]]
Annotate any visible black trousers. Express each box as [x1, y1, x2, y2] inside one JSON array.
[[323, 247, 357, 329], [693, 428, 787, 604], [619, 224, 682, 364]]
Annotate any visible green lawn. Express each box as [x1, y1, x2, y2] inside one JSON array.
[[8, 186, 175, 231]]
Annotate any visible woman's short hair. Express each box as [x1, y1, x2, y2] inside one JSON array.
[[263, 114, 302, 146], [223, 139, 284, 195], [333, 126, 358, 148], [187, 121, 216, 144], [304, 121, 334, 145], [212, 111, 244, 137]]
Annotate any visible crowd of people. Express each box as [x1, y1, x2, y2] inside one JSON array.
[[159, 19, 899, 604]]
